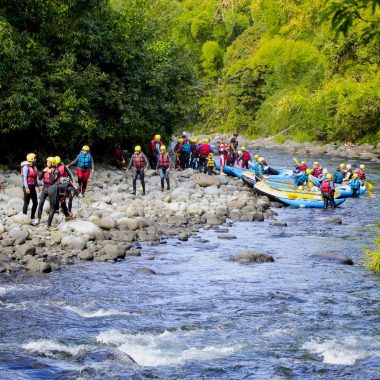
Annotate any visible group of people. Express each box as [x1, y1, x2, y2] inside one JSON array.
[[21, 146, 95, 229], [292, 160, 367, 208]]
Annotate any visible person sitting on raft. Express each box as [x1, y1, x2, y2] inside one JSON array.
[[294, 168, 311, 190], [67, 145, 94, 197], [311, 161, 323, 178], [333, 163, 345, 184], [251, 157, 265, 180], [343, 164, 354, 181], [295, 160, 308, 173], [348, 173, 362, 198], [320, 173, 336, 209], [239, 147, 251, 169], [357, 164, 366, 181], [318, 168, 328, 183]]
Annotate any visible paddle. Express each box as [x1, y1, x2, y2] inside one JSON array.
[[366, 181, 374, 190], [292, 157, 299, 166]]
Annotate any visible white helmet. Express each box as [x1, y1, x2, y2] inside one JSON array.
[[323, 168, 328, 174], [346, 164, 351, 169], [182, 131, 187, 137]]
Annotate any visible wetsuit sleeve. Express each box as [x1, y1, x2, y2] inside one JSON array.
[[23, 165, 29, 188], [39, 170, 45, 181], [68, 154, 80, 167], [66, 167, 75, 183], [127, 156, 133, 170], [143, 154, 149, 169], [52, 169, 60, 184]]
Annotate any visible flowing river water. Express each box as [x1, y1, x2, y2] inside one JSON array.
[[0, 149, 379, 379]]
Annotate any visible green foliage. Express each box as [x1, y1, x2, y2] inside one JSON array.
[[365, 229, 380, 273], [201, 41, 224, 79]]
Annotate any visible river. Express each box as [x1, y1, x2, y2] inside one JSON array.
[[0, 149, 379, 379]]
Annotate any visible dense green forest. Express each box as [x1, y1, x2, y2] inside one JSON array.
[[1, 0, 380, 162]]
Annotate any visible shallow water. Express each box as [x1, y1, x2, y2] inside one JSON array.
[[0, 149, 379, 379]]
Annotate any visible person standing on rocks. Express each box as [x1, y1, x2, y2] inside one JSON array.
[[126, 145, 149, 195], [150, 134, 162, 169], [206, 153, 215, 175], [55, 156, 77, 214], [229, 132, 239, 166], [34, 157, 60, 225], [156, 145, 171, 191], [21, 153, 40, 224], [190, 138, 199, 169], [67, 145, 94, 197], [197, 138, 212, 173]]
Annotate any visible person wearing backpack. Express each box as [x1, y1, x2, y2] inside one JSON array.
[[67, 145, 94, 197], [21, 153, 40, 224], [181, 140, 192, 169], [239, 147, 251, 169]]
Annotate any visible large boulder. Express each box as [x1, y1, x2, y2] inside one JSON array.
[[12, 213, 32, 225], [26, 259, 51, 273], [15, 243, 36, 258], [311, 253, 353, 265], [194, 174, 221, 187], [116, 217, 139, 231], [8, 229, 29, 245], [234, 251, 274, 263], [99, 216, 116, 230], [61, 235, 86, 251], [8, 197, 24, 212], [5, 187, 23, 199], [60, 220, 104, 240]]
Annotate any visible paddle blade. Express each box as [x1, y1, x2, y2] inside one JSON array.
[[367, 181, 374, 190], [292, 157, 299, 165]]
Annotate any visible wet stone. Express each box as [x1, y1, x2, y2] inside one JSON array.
[[218, 234, 237, 240]]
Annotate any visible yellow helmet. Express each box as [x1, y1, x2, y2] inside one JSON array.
[[160, 145, 166, 151], [203, 138, 209, 143], [46, 157, 55, 165], [241, 147, 246, 151], [301, 160, 306, 165], [26, 153, 36, 162], [306, 169, 312, 174], [208, 153, 214, 157], [254, 154, 259, 159], [191, 138, 198, 143], [326, 173, 332, 179], [154, 134, 161, 141], [360, 164, 365, 169], [135, 145, 141, 152], [313, 161, 319, 165], [178, 138, 184, 143], [238, 150, 242, 155], [258, 157, 264, 163], [339, 163, 345, 169], [82, 145, 90, 151], [353, 173, 359, 178], [55, 156, 61, 165]]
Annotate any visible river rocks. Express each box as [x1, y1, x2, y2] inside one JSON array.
[[234, 251, 275, 263], [194, 173, 220, 187], [324, 217, 342, 225], [116, 217, 139, 231], [8, 229, 29, 245], [136, 267, 157, 275], [206, 214, 225, 226], [0, 223, 5, 236], [252, 212, 265, 221], [227, 199, 247, 209], [178, 232, 189, 241], [61, 220, 104, 240], [12, 213, 32, 225], [99, 216, 116, 230], [26, 259, 52, 273], [78, 250, 94, 261], [0, 238, 15, 248], [61, 235, 86, 251], [218, 233, 237, 240], [311, 253, 354, 265], [15, 243, 36, 258], [270, 221, 288, 227]]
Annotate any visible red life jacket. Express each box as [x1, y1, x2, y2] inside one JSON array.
[[24, 165, 38, 186], [132, 153, 145, 168], [158, 153, 170, 168], [42, 170, 54, 185], [242, 151, 251, 161], [199, 144, 211, 156], [358, 168, 365, 180], [58, 164, 69, 178], [321, 180, 334, 194], [298, 164, 308, 172], [115, 147, 121, 159], [174, 143, 183, 154], [191, 143, 198, 154], [313, 168, 323, 178], [151, 139, 162, 153]]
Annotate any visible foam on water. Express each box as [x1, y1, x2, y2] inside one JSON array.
[[63, 305, 132, 318], [97, 329, 242, 366], [303, 336, 380, 365], [22, 339, 91, 357]]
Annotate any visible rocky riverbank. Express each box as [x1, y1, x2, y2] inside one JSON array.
[[0, 167, 276, 274]]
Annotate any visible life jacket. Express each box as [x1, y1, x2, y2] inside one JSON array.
[[333, 171, 344, 184], [22, 164, 38, 186], [357, 168, 366, 180], [58, 164, 69, 178], [242, 151, 251, 161], [181, 143, 192, 154], [191, 143, 199, 154], [349, 178, 361, 190], [295, 173, 308, 185], [198, 143, 211, 156], [206, 157, 215, 167], [297, 164, 308, 172], [312, 168, 323, 178], [226, 153, 235, 166], [77, 152, 92, 170], [132, 153, 145, 168], [42, 170, 54, 185], [158, 153, 170, 168], [174, 143, 183, 155], [151, 139, 162, 153], [321, 180, 334, 194], [252, 162, 263, 176], [115, 146, 121, 159]]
